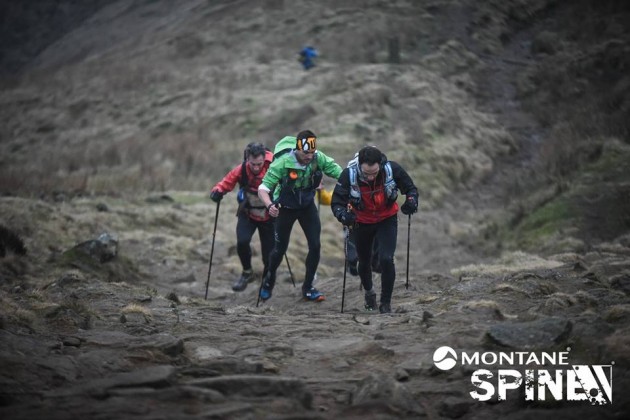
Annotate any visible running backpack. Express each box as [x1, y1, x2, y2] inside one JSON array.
[[238, 144, 272, 192], [272, 136, 297, 160], [346, 153, 397, 208], [236, 145, 271, 219]]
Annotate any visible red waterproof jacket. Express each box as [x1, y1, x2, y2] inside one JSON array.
[[212, 150, 273, 222], [331, 160, 418, 224], [352, 178, 400, 224]]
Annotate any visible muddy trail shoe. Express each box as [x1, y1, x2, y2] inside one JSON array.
[[259, 273, 274, 301], [259, 282, 272, 301], [364, 290, 377, 311], [303, 287, 326, 302], [232, 270, 253, 292], [379, 303, 392, 314]]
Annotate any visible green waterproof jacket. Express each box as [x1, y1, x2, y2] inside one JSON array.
[[261, 142, 342, 209]]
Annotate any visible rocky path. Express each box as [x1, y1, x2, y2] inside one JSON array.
[[1, 1, 629, 417], [2, 195, 629, 419]]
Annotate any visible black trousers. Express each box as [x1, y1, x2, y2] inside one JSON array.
[[354, 215, 398, 305], [266, 201, 320, 291], [346, 229, 380, 272], [236, 212, 274, 273]]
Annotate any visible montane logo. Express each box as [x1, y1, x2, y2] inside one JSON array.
[[433, 346, 458, 371], [432, 346, 613, 405]]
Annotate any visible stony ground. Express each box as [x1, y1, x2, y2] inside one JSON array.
[[1, 0, 630, 418], [1, 193, 629, 419]]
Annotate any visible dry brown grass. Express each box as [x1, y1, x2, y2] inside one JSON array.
[[537, 122, 604, 183], [122, 303, 152, 317], [0, 292, 36, 329], [491, 283, 530, 296], [461, 299, 516, 320], [451, 251, 563, 278], [603, 305, 630, 323]]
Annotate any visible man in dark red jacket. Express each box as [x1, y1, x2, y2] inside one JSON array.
[[331, 146, 419, 313], [210, 143, 274, 292]]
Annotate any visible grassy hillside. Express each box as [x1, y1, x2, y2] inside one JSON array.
[[1, 2, 630, 418], [0, 0, 628, 259]]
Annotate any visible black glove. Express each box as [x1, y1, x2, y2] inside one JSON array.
[[336, 208, 356, 226], [401, 194, 418, 215], [210, 190, 224, 203]]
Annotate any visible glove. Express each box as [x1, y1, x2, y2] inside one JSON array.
[[210, 190, 224, 203], [336, 208, 356, 226], [401, 194, 418, 215]]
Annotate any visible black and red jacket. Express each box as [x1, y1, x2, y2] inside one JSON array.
[[331, 160, 418, 224]]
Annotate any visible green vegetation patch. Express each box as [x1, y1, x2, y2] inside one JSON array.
[[509, 197, 578, 251], [581, 140, 630, 184], [502, 139, 630, 252]]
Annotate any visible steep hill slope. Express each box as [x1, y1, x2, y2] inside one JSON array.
[[1, 0, 629, 419]]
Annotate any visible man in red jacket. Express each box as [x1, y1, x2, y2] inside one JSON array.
[[210, 143, 274, 292], [331, 146, 419, 314]]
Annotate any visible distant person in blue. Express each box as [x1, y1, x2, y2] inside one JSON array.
[[299, 46, 318, 70]]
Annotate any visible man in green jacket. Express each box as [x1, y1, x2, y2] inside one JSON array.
[[258, 130, 343, 302]]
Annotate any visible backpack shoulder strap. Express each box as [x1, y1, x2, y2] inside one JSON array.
[[311, 151, 319, 172], [383, 161, 398, 201], [348, 164, 361, 204], [238, 161, 248, 188], [348, 165, 358, 186], [347, 153, 359, 188], [384, 161, 393, 183]]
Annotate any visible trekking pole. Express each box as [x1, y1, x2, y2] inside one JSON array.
[[284, 254, 296, 287], [204, 201, 221, 300], [405, 214, 411, 290], [256, 268, 266, 307], [341, 226, 349, 313]]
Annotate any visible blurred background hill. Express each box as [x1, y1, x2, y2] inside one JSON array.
[[1, 1, 630, 418], [1, 0, 629, 261]]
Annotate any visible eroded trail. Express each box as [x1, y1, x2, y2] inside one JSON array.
[[1, 192, 629, 419], [2, 0, 630, 418]]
